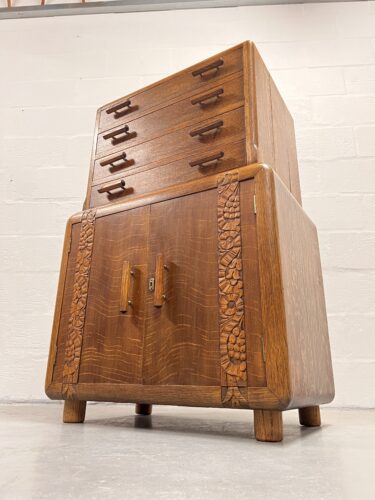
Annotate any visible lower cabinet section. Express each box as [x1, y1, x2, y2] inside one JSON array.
[[46, 165, 334, 441], [50, 171, 265, 400]]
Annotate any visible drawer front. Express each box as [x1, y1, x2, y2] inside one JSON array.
[[93, 107, 245, 185], [98, 46, 243, 132], [96, 74, 244, 159], [89, 141, 247, 208]]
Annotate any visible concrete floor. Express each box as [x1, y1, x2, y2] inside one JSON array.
[[0, 404, 374, 500]]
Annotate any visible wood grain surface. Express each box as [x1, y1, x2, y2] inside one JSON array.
[[46, 382, 282, 410], [98, 45, 243, 132], [96, 106, 245, 165], [63, 400, 86, 423], [251, 45, 302, 204], [240, 180, 267, 388], [96, 74, 243, 157], [254, 409, 283, 442], [78, 206, 150, 385], [273, 175, 334, 408], [90, 141, 248, 208], [143, 189, 221, 387], [217, 172, 248, 408]]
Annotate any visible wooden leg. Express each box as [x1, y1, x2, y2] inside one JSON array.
[[299, 406, 321, 427], [135, 403, 152, 416], [254, 410, 283, 442], [63, 400, 87, 423]]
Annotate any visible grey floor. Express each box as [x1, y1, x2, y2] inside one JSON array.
[[0, 404, 374, 500]]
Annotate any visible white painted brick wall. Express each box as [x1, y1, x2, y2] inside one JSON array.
[[0, 1, 374, 407]]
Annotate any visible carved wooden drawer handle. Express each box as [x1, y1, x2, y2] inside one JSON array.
[[189, 151, 224, 168], [191, 88, 224, 106], [103, 125, 133, 145], [106, 100, 132, 118], [189, 120, 224, 138], [120, 261, 135, 313], [97, 179, 126, 194], [154, 254, 166, 307], [192, 59, 224, 78], [99, 152, 129, 168]]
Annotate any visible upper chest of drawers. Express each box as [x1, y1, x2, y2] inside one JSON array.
[[97, 46, 243, 135], [85, 43, 255, 209], [84, 42, 302, 209], [96, 74, 244, 160]]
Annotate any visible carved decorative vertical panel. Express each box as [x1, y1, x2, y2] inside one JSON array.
[[217, 172, 248, 408], [62, 209, 96, 398]]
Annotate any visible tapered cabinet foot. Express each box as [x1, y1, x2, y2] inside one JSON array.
[[63, 400, 87, 423], [135, 403, 152, 416], [254, 410, 283, 442], [299, 406, 321, 427]]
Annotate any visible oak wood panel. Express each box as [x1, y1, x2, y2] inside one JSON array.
[[273, 175, 334, 408], [51, 222, 82, 384], [239, 180, 267, 387], [255, 166, 290, 407], [95, 107, 245, 172], [85, 163, 262, 222], [90, 141, 247, 208], [252, 46, 274, 169], [98, 45, 243, 132], [143, 189, 221, 387], [78, 206, 150, 385], [242, 41, 257, 165], [252, 46, 302, 204], [270, 79, 302, 204], [46, 381, 282, 409], [96, 74, 244, 158]]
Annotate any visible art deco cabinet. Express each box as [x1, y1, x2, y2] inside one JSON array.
[[45, 41, 334, 442]]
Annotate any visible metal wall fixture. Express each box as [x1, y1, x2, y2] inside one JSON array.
[[0, 0, 362, 21]]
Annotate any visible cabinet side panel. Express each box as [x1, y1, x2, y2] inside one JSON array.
[[252, 46, 274, 167], [255, 168, 290, 407], [274, 176, 334, 408], [52, 223, 82, 384], [253, 45, 302, 204], [269, 79, 302, 204], [240, 180, 267, 387]]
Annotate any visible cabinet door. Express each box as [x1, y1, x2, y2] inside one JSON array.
[[143, 190, 221, 386], [78, 206, 150, 385]]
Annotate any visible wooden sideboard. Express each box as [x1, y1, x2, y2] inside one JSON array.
[[45, 42, 334, 442]]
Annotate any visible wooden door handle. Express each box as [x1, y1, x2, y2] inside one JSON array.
[[154, 254, 166, 307], [120, 261, 134, 313]]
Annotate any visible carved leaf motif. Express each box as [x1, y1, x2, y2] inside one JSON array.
[[217, 173, 248, 406], [62, 209, 96, 399]]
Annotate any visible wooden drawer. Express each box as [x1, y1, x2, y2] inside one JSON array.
[[89, 141, 247, 208], [98, 46, 243, 133], [96, 74, 243, 159], [92, 107, 245, 185]]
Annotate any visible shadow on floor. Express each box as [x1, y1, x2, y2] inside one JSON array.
[[85, 412, 324, 444]]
